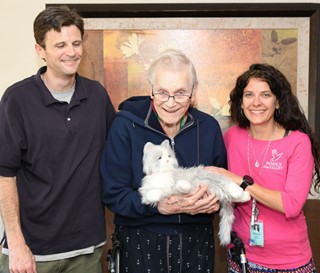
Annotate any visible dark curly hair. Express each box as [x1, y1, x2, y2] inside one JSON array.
[[33, 5, 84, 49], [229, 63, 319, 193]]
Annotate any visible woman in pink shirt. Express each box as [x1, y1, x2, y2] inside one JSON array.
[[208, 64, 319, 272]]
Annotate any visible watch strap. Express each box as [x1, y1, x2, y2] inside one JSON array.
[[240, 181, 248, 190]]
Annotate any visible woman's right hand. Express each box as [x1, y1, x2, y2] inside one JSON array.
[[204, 166, 242, 186]]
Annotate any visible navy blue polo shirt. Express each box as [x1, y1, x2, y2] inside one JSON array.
[[0, 66, 115, 255]]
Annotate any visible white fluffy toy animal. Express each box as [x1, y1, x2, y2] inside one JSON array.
[[139, 139, 251, 246]]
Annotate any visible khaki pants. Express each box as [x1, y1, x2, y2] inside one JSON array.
[[0, 247, 103, 273]]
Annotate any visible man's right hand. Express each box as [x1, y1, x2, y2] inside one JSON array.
[[0, 176, 37, 273], [9, 241, 37, 273]]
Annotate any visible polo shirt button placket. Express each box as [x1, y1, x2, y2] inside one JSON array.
[[66, 117, 72, 128], [65, 114, 76, 132]]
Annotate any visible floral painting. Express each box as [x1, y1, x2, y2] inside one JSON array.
[[79, 27, 298, 132]]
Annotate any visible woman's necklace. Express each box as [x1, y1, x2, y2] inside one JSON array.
[[247, 124, 276, 174], [251, 143, 269, 168]]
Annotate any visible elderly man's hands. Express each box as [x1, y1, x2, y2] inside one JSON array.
[[157, 184, 220, 215]]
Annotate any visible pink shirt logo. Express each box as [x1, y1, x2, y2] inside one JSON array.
[[263, 149, 284, 171], [270, 149, 283, 162]]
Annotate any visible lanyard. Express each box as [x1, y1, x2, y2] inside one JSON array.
[[250, 199, 259, 226]]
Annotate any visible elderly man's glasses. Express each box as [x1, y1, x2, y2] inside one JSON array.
[[152, 88, 193, 103]]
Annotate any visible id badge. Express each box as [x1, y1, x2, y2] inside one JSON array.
[[249, 221, 264, 247]]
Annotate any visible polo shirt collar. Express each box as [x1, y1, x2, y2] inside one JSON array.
[[36, 66, 88, 106]]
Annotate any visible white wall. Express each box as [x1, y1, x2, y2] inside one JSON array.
[[1, 0, 320, 97]]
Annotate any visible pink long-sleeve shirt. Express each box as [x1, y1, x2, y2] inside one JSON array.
[[224, 125, 314, 269]]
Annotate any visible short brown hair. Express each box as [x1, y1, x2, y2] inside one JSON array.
[[33, 5, 84, 48]]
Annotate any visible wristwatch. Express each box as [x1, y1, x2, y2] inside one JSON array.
[[240, 175, 254, 190]]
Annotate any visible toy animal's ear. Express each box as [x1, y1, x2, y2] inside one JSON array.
[[144, 142, 154, 153], [161, 139, 170, 148]]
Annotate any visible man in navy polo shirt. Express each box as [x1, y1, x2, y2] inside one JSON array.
[[0, 5, 115, 273]]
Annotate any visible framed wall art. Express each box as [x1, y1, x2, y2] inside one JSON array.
[[48, 3, 320, 137]]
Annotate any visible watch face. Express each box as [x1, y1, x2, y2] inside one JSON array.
[[243, 175, 254, 185]]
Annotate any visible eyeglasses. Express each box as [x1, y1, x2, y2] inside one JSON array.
[[152, 89, 192, 103]]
